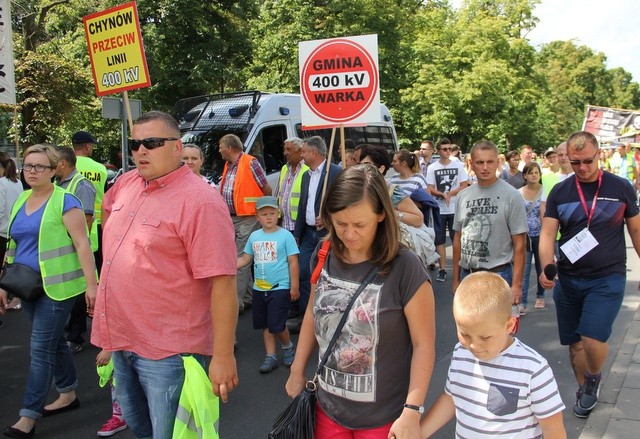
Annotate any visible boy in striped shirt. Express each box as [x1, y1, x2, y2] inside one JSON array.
[[421, 272, 566, 438]]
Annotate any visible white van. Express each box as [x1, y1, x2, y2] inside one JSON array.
[[171, 90, 398, 186]]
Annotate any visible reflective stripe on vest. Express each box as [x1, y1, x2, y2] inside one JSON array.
[[220, 153, 263, 216], [173, 356, 219, 439], [278, 163, 308, 221], [41, 244, 76, 260], [7, 186, 87, 300], [64, 172, 98, 252], [44, 268, 85, 285]]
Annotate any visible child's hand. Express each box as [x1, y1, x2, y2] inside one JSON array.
[[96, 349, 112, 366], [389, 409, 421, 439]]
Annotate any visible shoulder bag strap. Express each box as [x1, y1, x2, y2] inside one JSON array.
[[310, 240, 331, 284], [314, 265, 378, 377]]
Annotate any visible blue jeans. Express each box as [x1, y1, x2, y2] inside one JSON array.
[[20, 295, 78, 419], [521, 235, 545, 307], [112, 351, 208, 439]]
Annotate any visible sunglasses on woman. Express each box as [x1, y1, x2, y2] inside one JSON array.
[[128, 137, 178, 151]]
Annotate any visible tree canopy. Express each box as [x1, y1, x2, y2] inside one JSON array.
[[2, 0, 638, 160]]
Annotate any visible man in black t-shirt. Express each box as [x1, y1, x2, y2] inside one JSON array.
[[539, 131, 640, 419]]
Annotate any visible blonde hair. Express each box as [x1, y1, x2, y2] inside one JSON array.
[[453, 272, 511, 323], [394, 149, 419, 173], [24, 144, 60, 168], [567, 131, 598, 153]]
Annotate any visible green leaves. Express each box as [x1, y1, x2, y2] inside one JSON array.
[[2, 0, 638, 159]]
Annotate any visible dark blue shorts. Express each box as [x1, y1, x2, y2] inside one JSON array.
[[252, 288, 291, 333], [554, 273, 625, 345], [435, 213, 455, 246]]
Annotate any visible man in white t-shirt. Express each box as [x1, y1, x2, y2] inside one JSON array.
[[427, 142, 468, 282]]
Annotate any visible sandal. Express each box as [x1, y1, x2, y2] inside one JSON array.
[[535, 299, 545, 309]]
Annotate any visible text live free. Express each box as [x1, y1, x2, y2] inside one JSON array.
[[83, 1, 151, 96]]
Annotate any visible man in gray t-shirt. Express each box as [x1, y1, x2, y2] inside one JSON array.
[[452, 141, 527, 304]]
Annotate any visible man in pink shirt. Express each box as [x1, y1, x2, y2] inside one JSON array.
[[91, 111, 238, 438]]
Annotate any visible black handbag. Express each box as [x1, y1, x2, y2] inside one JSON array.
[[268, 264, 378, 439], [0, 263, 45, 302]]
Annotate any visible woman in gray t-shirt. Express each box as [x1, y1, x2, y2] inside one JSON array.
[[285, 165, 435, 438]]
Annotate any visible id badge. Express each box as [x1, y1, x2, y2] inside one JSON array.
[[560, 228, 598, 263]]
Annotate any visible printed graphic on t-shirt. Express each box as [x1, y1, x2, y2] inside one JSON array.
[[253, 240, 277, 289], [461, 197, 498, 262], [252, 240, 277, 263], [315, 273, 380, 402], [434, 168, 459, 193]]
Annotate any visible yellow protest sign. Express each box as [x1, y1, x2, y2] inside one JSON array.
[[83, 1, 151, 96]]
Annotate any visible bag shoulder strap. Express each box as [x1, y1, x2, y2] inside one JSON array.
[[315, 265, 378, 377], [310, 240, 331, 284]]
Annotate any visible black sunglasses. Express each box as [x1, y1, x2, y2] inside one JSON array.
[[569, 152, 598, 166], [128, 137, 178, 151]]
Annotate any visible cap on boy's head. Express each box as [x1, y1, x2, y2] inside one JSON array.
[[453, 272, 511, 321], [256, 196, 279, 210], [544, 147, 557, 157], [72, 131, 98, 144]]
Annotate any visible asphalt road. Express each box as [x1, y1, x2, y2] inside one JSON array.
[[1, 240, 638, 438]]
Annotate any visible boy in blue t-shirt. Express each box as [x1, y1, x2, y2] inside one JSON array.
[[238, 196, 300, 373]]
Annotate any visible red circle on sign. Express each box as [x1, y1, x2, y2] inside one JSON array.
[[301, 39, 378, 124]]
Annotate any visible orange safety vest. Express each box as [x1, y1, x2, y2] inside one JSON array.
[[220, 153, 263, 216]]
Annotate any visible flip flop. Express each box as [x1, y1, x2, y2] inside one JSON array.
[[535, 300, 545, 309]]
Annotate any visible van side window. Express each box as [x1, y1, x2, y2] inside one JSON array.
[[249, 125, 287, 174], [295, 124, 396, 161]]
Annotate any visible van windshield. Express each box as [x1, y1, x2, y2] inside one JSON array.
[[181, 129, 247, 183]]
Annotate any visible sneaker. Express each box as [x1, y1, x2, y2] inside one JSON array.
[[67, 341, 83, 354], [97, 416, 128, 437], [259, 355, 278, 374], [578, 373, 601, 411], [282, 345, 295, 367], [436, 269, 447, 282], [573, 389, 589, 418]]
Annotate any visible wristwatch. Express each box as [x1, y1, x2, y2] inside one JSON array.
[[404, 403, 424, 414]]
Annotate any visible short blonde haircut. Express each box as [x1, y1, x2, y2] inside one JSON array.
[[453, 272, 511, 323], [567, 131, 598, 153], [24, 144, 59, 168]]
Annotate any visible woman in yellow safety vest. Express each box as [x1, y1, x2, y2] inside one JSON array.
[[0, 144, 97, 438]]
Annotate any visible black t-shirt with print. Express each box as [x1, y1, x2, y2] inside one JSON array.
[[310, 247, 429, 429]]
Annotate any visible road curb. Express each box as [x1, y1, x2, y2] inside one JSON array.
[[578, 301, 640, 438]]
